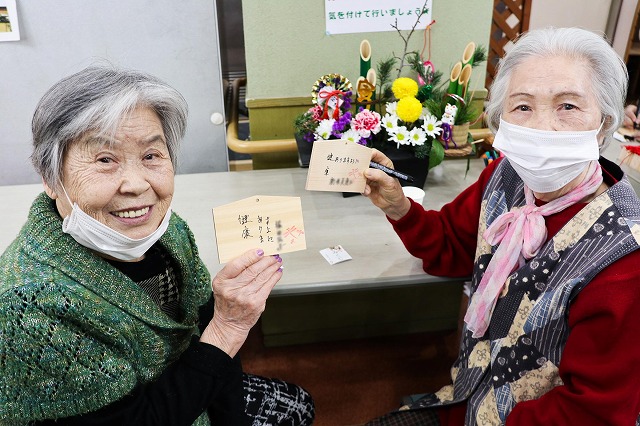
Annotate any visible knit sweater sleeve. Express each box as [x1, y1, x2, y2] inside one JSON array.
[[34, 298, 247, 426], [505, 250, 640, 425], [389, 159, 501, 277]]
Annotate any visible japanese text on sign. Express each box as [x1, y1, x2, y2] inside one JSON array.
[[325, 0, 432, 35], [305, 139, 373, 193], [212, 196, 306, 263]]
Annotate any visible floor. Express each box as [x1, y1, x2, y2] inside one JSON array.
[[239, 324, 460, 426]]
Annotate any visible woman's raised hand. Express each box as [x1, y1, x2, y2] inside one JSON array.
[[363, 149, 412, 220], [200, 249, 283, 357]]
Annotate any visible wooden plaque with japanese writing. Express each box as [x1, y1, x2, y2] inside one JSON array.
[[305, 139, 373, 193], [212, 196, 306, 263]]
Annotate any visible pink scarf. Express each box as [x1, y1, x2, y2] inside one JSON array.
[[464, 161, 604, 338]]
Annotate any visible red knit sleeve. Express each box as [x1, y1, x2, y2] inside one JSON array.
[[388, 159, 502, 277], [505, 251, 640, 425]]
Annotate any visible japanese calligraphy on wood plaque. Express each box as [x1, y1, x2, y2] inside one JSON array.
[[212, 196, 306, 263], [305, 139, 373, 193]]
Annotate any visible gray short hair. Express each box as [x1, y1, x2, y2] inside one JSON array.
[[31, 65, 188, 189], [485, 27, 628, 148]]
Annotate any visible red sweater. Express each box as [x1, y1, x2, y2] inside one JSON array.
[[390, 159, 640, 425]]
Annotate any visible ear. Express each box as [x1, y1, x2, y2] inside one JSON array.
[[42, 178, 58, 200]]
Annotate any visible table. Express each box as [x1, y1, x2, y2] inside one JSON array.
[[0, 158, 483, 293], [604, 136, 640, 194], [0, 158, 484, 345]]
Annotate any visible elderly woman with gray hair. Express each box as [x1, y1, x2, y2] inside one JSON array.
[[363, 27, 640, 425], [0, 66, 314, 425]]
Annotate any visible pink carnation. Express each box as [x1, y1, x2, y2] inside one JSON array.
[[309, 105, 324, 122], [351, 110, 381, 138]]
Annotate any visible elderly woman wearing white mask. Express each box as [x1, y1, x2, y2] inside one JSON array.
[[0, 66, 314, 425], [363, 27, 640, 425]]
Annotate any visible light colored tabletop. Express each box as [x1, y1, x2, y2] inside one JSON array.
[[0, 158, 484, 296]]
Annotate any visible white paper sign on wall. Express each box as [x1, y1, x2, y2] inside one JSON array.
[[325, 0, 432, 35]]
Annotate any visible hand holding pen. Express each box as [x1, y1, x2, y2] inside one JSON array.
[[369, 161, 414, 183], [623, 102, 640, 136]]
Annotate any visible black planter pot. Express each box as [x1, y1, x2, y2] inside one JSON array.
[[295, 134, 313, 168], [382, 147, 430, 189]]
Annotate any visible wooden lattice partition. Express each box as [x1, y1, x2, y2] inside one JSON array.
[[486, 0, 532, 89]]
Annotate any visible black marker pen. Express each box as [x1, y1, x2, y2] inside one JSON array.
[[369, 161, 415, 183]]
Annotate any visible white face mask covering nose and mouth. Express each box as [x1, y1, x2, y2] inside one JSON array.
[[492, 117, 603, 193], [59, 187, 172, 261]]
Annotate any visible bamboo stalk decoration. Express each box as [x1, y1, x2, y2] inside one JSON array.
[[461, 41, 476, 68], [360, 39, 372, 80], [448, 61, 462, 95], [457, 63, 472, 98]]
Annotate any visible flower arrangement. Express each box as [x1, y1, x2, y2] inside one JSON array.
[[294, 73, 384, 147], [293, 73, 444, 164], [293, 3, 486, 172], [379, 77, 443, 160]]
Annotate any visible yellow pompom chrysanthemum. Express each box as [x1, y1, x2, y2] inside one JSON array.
[[396, 97, 423, 123], [391, 77, 419, 99]]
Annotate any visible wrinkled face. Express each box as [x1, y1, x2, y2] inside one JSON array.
[[46, 106, 174, 240], [502, 55, 602, 133]]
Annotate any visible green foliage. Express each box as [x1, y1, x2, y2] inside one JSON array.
[[375, 57, 397, 109], [414, 140, 432, 159], [428, 140, 445, 170], [424, 88, 479, 125], [472, 45, 487, 68], [293, 111, 315, 136], [407, 52, 428, 84]]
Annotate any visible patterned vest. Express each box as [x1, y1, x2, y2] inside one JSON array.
[[411, 159, 640, 425]]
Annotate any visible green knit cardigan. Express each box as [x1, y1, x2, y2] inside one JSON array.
[[0, 193, 213, 424]]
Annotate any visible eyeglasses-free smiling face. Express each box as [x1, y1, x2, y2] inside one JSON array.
[[46, 106, 175, 240], [502, 55, 603, 134]]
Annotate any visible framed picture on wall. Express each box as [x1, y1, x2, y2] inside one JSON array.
[[0, 0, 20, 42]]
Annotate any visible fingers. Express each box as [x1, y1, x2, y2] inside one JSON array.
[[237, 254, 283, 297], [370, 148, 394, 168], [364, 167, 395, 187], [217, 248, 267, 281], [211, 251, 282, 323], [624, 105, 639, 128]]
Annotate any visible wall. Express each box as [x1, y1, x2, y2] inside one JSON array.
[[241, 0, 492, 168], [0, 0, 227, 186], [242, 1, 493, 101], [611, 0, 639, 59], [528, 0, 613, 32]]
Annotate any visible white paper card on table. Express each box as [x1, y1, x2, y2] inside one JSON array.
[[305, 139, 373, 193], [319, 245, 352, 265], [212, 196, 306, 263]]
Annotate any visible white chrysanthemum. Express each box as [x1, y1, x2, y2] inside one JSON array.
[[385, 102, 398, 115], [315, 119, 335, 140], [389, 126, 411, 148], [421, 114, 443, 138], [408, 127, 427, 146], [341, 129, 361, 144], [381, 113, 399, 133]]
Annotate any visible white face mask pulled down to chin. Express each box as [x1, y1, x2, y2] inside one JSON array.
[[59, 188, 172, 262], [492, 117, 603, 193]]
